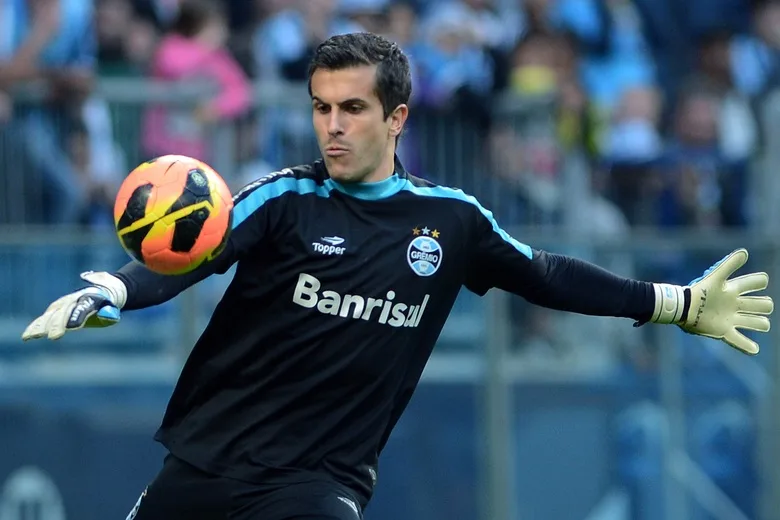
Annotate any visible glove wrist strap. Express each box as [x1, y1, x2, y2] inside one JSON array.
[[80, 271, 127, 309], [651, 283, 687, 324]]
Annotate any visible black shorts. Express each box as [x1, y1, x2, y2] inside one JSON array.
[[126, 455, 363, 520]]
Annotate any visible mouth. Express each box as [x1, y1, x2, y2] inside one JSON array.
[[325, 145, 349, 157]]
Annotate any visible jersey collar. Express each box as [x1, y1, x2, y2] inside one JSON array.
[[320, 154, 410, 201]]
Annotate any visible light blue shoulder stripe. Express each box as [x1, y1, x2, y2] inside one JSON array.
[[232, 176, 332, 229], [400, 181, 533, 259]]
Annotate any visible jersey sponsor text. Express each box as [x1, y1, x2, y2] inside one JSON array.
[[292, 273, 429, 327]]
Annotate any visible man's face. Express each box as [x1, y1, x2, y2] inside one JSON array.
[[310, 65, 405, 183]]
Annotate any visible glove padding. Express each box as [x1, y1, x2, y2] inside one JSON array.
[[21, 272, 126, 341], [652, 249, 773, 355]]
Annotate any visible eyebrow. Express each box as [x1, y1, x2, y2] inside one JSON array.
[[311, 97, 368, 106]]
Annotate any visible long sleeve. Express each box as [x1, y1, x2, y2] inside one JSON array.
[[114, 257, 222, 310], [497, 250, 655, 321], [463, 206, 655, 322]]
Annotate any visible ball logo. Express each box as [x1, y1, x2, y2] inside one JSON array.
[[188, 168, 208, 188], [407, 236, 443, 277]]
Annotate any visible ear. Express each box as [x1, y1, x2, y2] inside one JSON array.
[[388, 104, 409, 138]]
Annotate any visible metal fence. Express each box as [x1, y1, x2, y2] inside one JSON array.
[[0, 79, 568, 229], [0, 82, 779, 520]]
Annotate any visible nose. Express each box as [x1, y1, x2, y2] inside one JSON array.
[[327, 110, 344, 137]]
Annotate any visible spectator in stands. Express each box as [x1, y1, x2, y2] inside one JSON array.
[[133, 0, 183, 31], [730, 0, 780, 98], [497, 31, 597, 226], [0, 0, 96, 225], [381, 1, 417, 46], [253, 0, 363, 82], [410, 4, 496, 182], [603, 86, 665, 226], [658, 86, 745, 235], [96, 0, 159, 76], [509, 31, 560, 96], [96, 0, 134, 74], [552, 0, 656, 114], [696, 30, 758, 228], [486, 121, 560, 227], [414, 6, 494, 111], [339, 0, 389, 36], [605, 86, 664, 164], [141, 0, 251, 165], [68, 118, 120, 229], [422, 0, 522, 91], [250, 0, 362, 168]]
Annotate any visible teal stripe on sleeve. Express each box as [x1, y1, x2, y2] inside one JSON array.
[[400, 181, 533, 259], [231, 177, 332, 229]]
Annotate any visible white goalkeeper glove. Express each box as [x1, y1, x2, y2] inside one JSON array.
[[21, 271, 127, 341], [650, 248, 773, 355]]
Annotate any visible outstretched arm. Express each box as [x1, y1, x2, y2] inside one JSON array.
[[21, 171, 285, 341], [464, 207, 773, 355]]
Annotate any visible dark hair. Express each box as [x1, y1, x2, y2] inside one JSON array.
[[307, 32, 412, 119], [172, 0, 224, 38]]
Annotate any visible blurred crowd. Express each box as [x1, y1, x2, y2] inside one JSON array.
[[0, 0, 778, 233]]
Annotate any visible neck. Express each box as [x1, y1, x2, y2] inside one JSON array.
[[325, 172, 404, 200], [361, 150, 396, 183]]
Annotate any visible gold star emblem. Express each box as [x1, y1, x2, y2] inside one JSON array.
[[412, 227, 421, 235], [432, 229, 440, 238]]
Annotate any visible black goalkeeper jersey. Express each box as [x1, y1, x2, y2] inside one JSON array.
[[114, 155, 655, 507]]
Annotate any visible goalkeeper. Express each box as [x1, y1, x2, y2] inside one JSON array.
[[22, 32, 773, 520]]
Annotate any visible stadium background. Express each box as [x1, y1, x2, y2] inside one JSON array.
[[2, 0, 780, 519]]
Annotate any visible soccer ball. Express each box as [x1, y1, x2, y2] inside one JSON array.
[[113, 155, 234, 275]]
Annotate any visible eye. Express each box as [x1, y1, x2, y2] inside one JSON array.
[[346, 104, 363, 114], [314, 104, 330, 114]]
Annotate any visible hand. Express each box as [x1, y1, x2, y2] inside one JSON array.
[[21, 272, 127, 341], [680, 249, 773, 354], [651, 249, 774, 355]]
